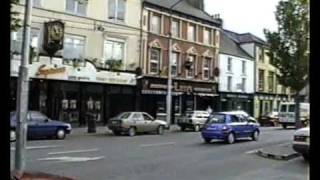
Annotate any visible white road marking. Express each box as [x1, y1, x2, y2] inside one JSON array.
[[10, 145, 62, 151], [245, 149, 262, 154], [140, 142, 176, 148], [38, 156, 105, 162], [48, 148, 99, 155]]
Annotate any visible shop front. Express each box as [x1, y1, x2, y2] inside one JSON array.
[[137, 76, 219, 124], [253, 93, 290, 118], [10, 56, 137, 126], [218, 92, 254, 116]]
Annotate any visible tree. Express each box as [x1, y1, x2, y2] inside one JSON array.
[[11, 0, 22, 31], [264, 0, 309, 128]]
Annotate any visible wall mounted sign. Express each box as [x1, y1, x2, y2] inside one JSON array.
[[43, 20, 65, 57]]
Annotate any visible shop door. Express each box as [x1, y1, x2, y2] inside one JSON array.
[[59, 82, 80, 124]]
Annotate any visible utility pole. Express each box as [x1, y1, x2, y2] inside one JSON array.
[[166, 0, 184, 126], [15, 0, 33, 173]]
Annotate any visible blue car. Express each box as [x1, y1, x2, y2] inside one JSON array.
[[10, 111, 72, 141], [201, 112, 260, 144]]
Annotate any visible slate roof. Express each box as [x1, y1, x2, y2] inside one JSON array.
[[143, 0, 222, 27], [224, 29, 268, 46], [219, 30, 254, 60]]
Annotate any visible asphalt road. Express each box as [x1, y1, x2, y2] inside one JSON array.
[[10, 127, 309, 180]]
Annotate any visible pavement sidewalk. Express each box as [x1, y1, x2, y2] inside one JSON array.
[[257, 143, 300, 160]]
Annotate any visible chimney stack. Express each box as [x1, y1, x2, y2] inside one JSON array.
[[185, 0, 204, 10]]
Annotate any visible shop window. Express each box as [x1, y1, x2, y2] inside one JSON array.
[[171, 52, 179, 76], [63, 34, 86, 61], [108, 0, 126, 22], [156, 101, 165, 113], [268, 71, 274, 93], [66, 0, 87, 16], [171, 20, 180, 38], [150, 48, 160, 74], [150, 14, 161, 34]]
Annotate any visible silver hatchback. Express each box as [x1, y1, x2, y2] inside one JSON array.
[[107, 112, 168, 136]]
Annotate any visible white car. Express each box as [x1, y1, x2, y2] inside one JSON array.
[[177, 111, 210, 132], [293, 127, 309, 161], [221, 111, 260, 126]]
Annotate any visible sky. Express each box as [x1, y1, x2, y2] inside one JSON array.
[[205, 0, 281, 40]]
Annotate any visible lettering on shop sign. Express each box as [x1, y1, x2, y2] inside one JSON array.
[[226, 94, 249, 99], [36, 65, 66, 76], [96, 77, 129, 84], [147, 81, 215, 93], [68, 76, 90, 81]]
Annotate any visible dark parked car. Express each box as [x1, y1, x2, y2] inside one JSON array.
[[258, 111, 279, 126], [201, 112, 260, 144], [10, 111, 72, 141]]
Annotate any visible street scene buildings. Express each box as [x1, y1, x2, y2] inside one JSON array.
[[10, 0, 309, 179]]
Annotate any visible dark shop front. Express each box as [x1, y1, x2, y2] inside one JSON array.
[[218, 92, 254, 116], [137, 76, 219, 124]]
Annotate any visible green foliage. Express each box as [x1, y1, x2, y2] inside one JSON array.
[[105, 60, 123, 71], [11, 0, 22, 31], [264, 0, 309, 92]]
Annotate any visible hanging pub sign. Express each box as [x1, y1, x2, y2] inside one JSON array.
[[43, 20, 65, 57]]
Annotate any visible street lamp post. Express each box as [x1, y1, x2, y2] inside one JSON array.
[[14, 0, 33, 173], [166, 0, 184, 126]]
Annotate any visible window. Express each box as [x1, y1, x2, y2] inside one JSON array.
[[227, 76, 232, 91], [282, 86, 286, 94], [151, 14, 161, 34], [242, 78, 246, 92], [30, 112, 47, 122], [20, 0, 42, 7], [268, 71, 274, 93], [258, 69, 265, 91], [230, 115, 240, 123], [289, 105, 295, 112], [63, 35, 86, 60], [227, 57, 232, 72], [171, 20, 180, 38], [132, 113, 143, 120], [203, 57, 210, 79], [104, 39, 125, 62], [242, 61, 246, 74], [143, 113, 153, 121], [203, 29, 211, 45], [11, 28, 40, 56], [188, 24, 196, 42], [150, 48, 160, 74], [66, 0, 87, 16], [258, 47, 264, 62], [171, 52, 179, 76], [108, 0, 126, 22], [187, 55, 195, 78]]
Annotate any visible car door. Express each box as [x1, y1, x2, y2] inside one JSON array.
[[131, 113, 145, 132], [229, 115, 245, 137], [26, 113, 38, 138], [143, 113, 157, 132], [242, 116, 254, 137], [30, 112, 55, 137]]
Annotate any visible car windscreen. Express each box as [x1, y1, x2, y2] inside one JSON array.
[[115, 112, 131, 119], [280, 105, 287, 112], [289, 105, 295, 112], [206, 114, 225, 124]]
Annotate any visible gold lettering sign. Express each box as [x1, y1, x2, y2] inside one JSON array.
[[36, 65, 66, 76]]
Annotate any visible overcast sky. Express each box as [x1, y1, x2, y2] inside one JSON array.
[[205, 0, 281, 40]]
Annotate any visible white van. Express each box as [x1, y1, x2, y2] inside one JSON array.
[[278, 102, 310, 129]]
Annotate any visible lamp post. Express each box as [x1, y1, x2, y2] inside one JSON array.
[[166, 0, 185, 126], [15, 0, 33, 174]]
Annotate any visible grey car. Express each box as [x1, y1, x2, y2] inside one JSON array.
[[107, 112, 168, 136]]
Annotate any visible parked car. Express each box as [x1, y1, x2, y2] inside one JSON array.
[[107, 112, 168, 136], [10, 111, 72, 141], [292, 127, 309, 161], [258, 111, 279, 126], [201, 112, 260, 144], [177, 111, 210, 132]]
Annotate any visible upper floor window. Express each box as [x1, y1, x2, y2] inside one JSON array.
[[268, 71, 274, 93], [171, 20, 180, 38], [171, 52, 179, 76], [151, 14, 161, 34], [104, 39, 125, 63], [242, 61, 246, 75], [227, 76, 232, 91], [203, 29, 211, 45], [258, 47, 264, 62], [108, 0, 126, 22], [63, 34, 86, 60], [20, 0, 42, 7], [66, 0, 87, 16], [188, 24, 196, 42], [150, 48, 160, 74], [11, 28, 40, 57], [203, 57, 210, 79], [187, 55, 195, 78], [227, 57, 232, 72], [241, 78, 246, 92], [258, 69, 265, 91]]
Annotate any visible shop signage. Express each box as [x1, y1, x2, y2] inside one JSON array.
[[36, 65, 66, 76], [226, 94, 250, 99]]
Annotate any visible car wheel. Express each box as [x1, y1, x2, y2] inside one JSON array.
[[194, 125, 200, 132], [252, 130, 259, 141], [10, 130, 16, 142], [113, 130, 121, 136], [56, 129, 66, 140], [226, 133, 235, 144], [204, 138, 211, 144], [282, 124, 287, 129], [128, 127, 136, 137], [302, 154, 309, 161], [157, 125, 164, 135], [180, 127, 186, 131]]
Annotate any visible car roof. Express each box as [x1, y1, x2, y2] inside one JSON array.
[[219, 111, 248, 115], [186, 111, 208, 113]]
